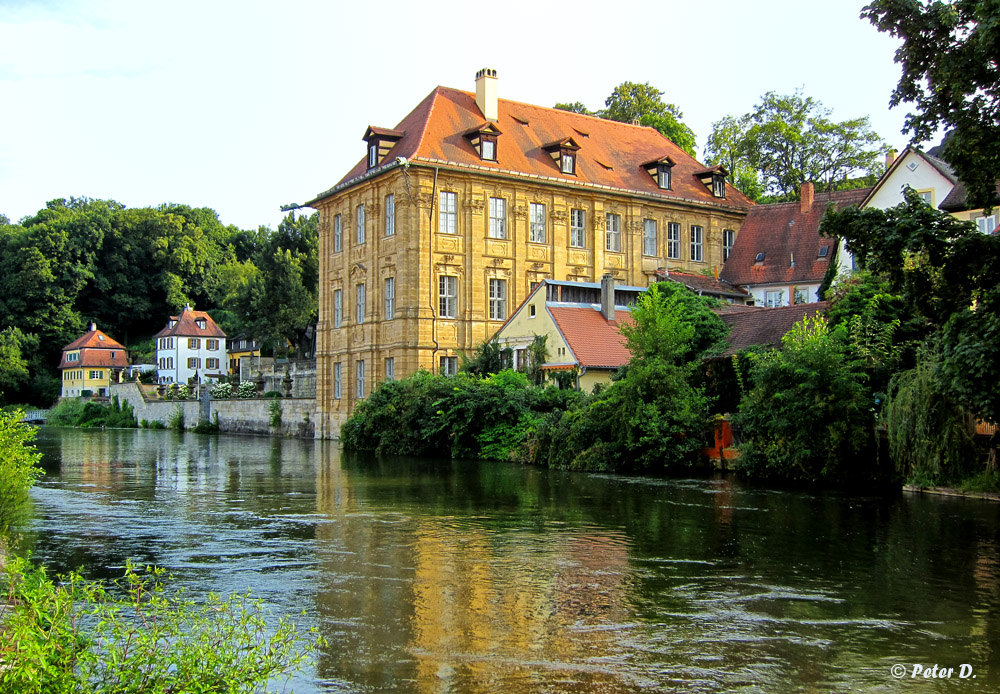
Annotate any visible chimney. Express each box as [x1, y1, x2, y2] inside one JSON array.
[[475, 68, 498, 122], [800, 181, 814, 214], [885, 149, 897, 168], [600, 273, 616, 322], [90, 322, 97, 332]]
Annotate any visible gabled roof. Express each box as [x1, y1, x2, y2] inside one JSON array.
[[720, 188, 869, 287], [720, 302, 829, 356], [860, 146, 957, 209], [547, 306, 635, 370], [310, 86, 753, 210], [656, 271, 749, 299], [939, 179, 1000, 212], [153, 306, 226, 339], [61, 325, 126, 352]]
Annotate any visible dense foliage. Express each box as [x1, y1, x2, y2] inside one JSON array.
[[0, 410, 44, 534], [864, 0, 1000, 211], [704, 90, 885, 201], [0, 199, 318, 406]]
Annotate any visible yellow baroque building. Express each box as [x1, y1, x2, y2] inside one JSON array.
[[307, 69, 752, 438]]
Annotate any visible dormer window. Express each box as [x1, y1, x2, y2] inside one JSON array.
[[463, 123, 502, 162], [196, 318, 207, 330], [642, 157, 675, 190], [542, 137, 581, 176], [694, 165, 729, 198], [363, 125, 404, 170]]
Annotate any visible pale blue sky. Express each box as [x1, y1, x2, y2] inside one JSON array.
[[1, 0, 924, 230]]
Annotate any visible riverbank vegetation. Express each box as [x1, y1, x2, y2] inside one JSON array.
[[46, 396, 138, 429], [0, 410, 319, 692]]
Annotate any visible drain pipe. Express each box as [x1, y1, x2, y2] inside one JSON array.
[[428, 166, 440, 372]]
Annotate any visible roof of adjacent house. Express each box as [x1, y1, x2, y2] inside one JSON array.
[[547, 306, 635, 370], [939, 179, 1000, 212], [59, 325, 129, 369], [720, 188, 869, 287], [657, 271, 749, 299], [153, 306, 227, 339], [310, 85, 753, 211], [719, 302, 829, 355]]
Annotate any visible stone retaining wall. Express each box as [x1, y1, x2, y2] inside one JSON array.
[[111, 383, 316, 438]]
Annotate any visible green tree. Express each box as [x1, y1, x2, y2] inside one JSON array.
[[733, 316, 876, 482], [0, 328, 33, 396], [554, 101, 594, 116], [0, 410, 44, 533], [620, 281, 727, 363], [705, 90, 885, 200], [704, 115, 766, 201], [863, 0, 1000, 211]]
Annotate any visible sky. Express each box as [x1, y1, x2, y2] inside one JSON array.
[[0, 0, 930, 231]]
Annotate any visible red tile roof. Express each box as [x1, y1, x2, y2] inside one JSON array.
[[153, 307, 227, 339], [59, 326, 129, 369], [547, 306, 634, 369], [657, 271, 749, 299], [720, 188, 869, 287], [720, 302, 829, 355], [939, 179, 1000, 212], [312, 86, 753, 211]]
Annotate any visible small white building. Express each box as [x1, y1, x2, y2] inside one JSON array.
[[154, 304, 227, 385]]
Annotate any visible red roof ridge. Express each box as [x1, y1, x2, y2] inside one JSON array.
[[410, 86, 445, 163]]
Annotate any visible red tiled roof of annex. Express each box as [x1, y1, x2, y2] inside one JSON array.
[[547, 306, 635, 370], [720, 302, 829, 356], [720, 188, 868, 287], [317, 86, 754, 210], [153, 307, 226, 339], [658, 271, 749, 298]]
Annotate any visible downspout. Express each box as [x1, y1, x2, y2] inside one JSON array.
[[577, 365, 586, 391], [429, 166, 440, 372]]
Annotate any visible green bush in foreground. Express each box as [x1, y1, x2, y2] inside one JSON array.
[[0, 410, 43, 534], [0, 556, 320, 694]]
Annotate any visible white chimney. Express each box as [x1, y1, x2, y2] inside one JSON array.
[[475, 68, 498, 122], [600, 273, 616, 322]]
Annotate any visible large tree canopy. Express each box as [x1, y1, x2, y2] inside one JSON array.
[[704, 90, 885, 201], [863, 0, 1000, 211], [555, 81, 697, 156]]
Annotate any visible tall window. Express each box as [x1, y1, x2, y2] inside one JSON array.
[[384, 357, 395, 382], [765, 290, 783, 308], [368, 144, 377, 168], [488, 198, 506, 239], [643, 219, 657, 256], [570, 209, 586, 248], [356, 283, 366, 324], [723, 229, 735, 261], [481, 138, 496, 161], [333, 289, 342, 328], [439, 275, 457, 318], [667, 222, 681, 259], [385, 194, 395, 236], [489, 278, 507, 321], [793, 286, 809, 305], [605, 213, 621, 252], [657, 164, 672, 190], [690, 225, 704, 262], [529, 203, 546, 243], [186, 358, 200, 369], [712, 174, 726, 198], [561, 152, 575, 174], [334, 362, 342, 399], [356, 204, 365, 244], [333, 214, 342, 253], [356, 360, 365, 399], [384, 277, 395, 320], [440, 356, 458, 376], [439, 191, 457, 234]]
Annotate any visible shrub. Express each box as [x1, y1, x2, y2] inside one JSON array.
[[76, 397, 137, 429], [168, 407, 184, 431], [269, 400, 282, 428], [46, 398, 86, 426], [263, 391, 283, 399], [0, 556, 319, 694], [211, 382, 234, 399], [237, 381, 257, 399], [0, 410, 43, 533]]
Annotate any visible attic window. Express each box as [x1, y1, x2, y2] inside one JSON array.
[[573, 128, 589, 138], [694, 165, 729, 198], [196, 319, 207, 330], [818, 245, 830, 259], [543, 137, 581, 176], [98, 334, 105, 341], [643, 157, 675, 190], [363, 126, 405, 170], [712, 174, 726, 198], [463, 123, 502, 162], [596, 160, 614, 171], [754, 252, 766, 264]]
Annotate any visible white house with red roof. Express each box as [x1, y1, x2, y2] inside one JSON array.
[[59, 323, 129, 397], [153, 304, 227, 385], [493, 276, 645, 392]]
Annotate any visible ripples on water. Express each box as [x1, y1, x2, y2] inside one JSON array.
[[23, 428, 1000, 692]]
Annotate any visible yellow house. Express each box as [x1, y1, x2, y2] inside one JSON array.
[[493, 276, 645, 392], [306, 69, 752, 438], [59, 323, 129, 398]]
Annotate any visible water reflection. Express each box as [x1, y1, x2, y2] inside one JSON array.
[[24, 428, 1000, 692]]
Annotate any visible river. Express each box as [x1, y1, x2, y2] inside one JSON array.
[[22, 427, 1000, 692]]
